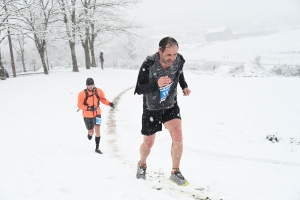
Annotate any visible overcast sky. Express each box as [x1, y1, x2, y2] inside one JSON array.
[[128, 0, 300, 31]]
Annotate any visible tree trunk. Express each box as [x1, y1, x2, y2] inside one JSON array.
[[90, 22, 96, 67], [21, 53, 26, 72], [90, 40, 96, 67], [37, 47, 48, 75], [46, 47, 49, 71], [83, 3, 91, 69], [60, 0, 79, 72], [33, 32, 48, 74], [18, 34, 26, 72], [69, 41, 79, 72], [7, 29, 16, 77], [4, 0, 16, 77], [82, 39, 91, 69]]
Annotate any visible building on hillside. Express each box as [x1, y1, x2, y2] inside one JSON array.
[[205, 27, 234, 42]]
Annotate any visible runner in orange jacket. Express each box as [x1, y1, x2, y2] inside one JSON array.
[[77, 78, 114, 154]]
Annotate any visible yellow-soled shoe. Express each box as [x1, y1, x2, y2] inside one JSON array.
[[170, 170, 189, 186]]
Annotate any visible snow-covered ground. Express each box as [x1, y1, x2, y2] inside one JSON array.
[[180, 29, 300, 65], [1, 66, 300, 200]]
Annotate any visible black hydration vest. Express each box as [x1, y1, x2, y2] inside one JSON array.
[[83, 87, 100, 107]]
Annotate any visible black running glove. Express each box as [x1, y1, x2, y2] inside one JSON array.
[[110, 102, 115, 108]]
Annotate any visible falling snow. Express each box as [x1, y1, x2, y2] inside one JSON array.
[[149, 116, 154, 122]]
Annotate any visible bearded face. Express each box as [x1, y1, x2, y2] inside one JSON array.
[[158, 44, 178, 69]]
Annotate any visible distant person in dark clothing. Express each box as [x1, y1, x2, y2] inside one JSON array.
[[99, 52, 104, 69]]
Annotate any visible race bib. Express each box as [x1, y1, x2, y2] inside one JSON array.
[[96, 117, 102, 125], [159, 82, 173, 102]]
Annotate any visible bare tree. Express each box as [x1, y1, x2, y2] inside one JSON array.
[[12, 33, 27, 72], [0, 0, 11, 43], [78, 0, 92, 69], [91, 0, 141, 68], [17, 0, 60, 75], [0, 5, 7, 44], [78, 0, 141, 69], [1, 0, 31, 77], [3, 0, 17, 77], [57, 0, 79, 72]]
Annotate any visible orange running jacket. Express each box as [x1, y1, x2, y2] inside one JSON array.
[[77, 87, 111, 118]]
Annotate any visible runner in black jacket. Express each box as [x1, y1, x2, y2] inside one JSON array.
[[134, 36, 191, 186]]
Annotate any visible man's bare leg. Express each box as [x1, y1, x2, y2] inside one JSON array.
[[164, 118, 183, 170], [95, 125, 100, 137], [88, 129, 94, 140], [88, 129, 94, 136], [137, 133, 156, 179], [139, 133, 156, 165], [165, 118, 188, 185]]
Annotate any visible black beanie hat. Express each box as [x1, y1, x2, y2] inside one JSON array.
[[86, 78, 94, 85]]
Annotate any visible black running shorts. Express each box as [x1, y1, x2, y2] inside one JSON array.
[[141, 105, 181, 136], [84, 114, 101, 130]]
